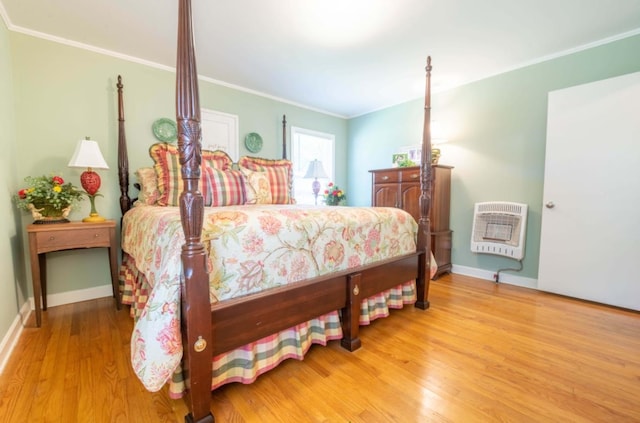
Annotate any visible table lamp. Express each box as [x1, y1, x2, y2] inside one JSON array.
[[304, 159, 328, 205], [431, 138, 448, 165], [431, 121, 449, 165], [68, 137, 109, 222]]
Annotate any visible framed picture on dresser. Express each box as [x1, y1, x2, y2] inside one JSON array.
[[397, 145, 422, 164]]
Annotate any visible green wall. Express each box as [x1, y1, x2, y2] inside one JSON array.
[[0, 15, 25, 346], [9, 33, 347, 300], [348, 34, 640, 283]]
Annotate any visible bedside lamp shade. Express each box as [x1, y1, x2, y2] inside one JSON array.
[[68, 138, 109, 222]]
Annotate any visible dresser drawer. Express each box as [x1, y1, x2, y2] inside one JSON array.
[[35, 227, 111, 252], [373, 169, 400, 184], [400, 169, 420, 182]]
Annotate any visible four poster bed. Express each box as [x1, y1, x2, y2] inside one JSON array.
[[116, 1, 436, 422]]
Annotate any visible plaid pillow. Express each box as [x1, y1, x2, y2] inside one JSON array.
[[237, 156, 294, 204], [202, 168, 246, 206], [150, 143, 233, 206]]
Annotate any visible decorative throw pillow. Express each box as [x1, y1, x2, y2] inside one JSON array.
[[240, 168, 273, 204], [133, 167, 160, 206], [149, 143, 233, 206], [202, 168, 246, 207], [237, 156, 294, 204]]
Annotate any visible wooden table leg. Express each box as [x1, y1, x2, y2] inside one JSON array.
[[108, 245, 121, 310], [40, 254, 47, 311], [28, 247, 43, 327]]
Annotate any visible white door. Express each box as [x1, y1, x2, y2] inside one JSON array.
[[538, 71, 640, 311], [200, 109, 239, 161]]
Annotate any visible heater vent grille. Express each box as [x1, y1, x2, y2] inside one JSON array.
[[471, 201, 528, 260]]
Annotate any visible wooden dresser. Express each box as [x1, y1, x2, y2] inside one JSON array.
[[369, 165, 453, 278]]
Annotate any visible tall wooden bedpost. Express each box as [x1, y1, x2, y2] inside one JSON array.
[[116, 75, 131, 216], [415, 56, 433, 310], [282, 114, 287, 159], [176, 0, 214, 422]]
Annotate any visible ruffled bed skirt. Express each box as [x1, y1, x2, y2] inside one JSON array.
[[120, 254, 417, 398]]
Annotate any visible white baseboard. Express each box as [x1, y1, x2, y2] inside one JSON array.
[[0, 301, 30, 375], [29, 283, 114, 310], [451, 264, 538, 290]]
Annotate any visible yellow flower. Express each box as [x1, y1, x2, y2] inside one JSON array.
[[53, 186, 62, 193]]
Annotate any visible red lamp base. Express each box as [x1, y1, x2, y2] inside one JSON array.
[[80, 170, 101, 196], [81, 169, 106, 222]]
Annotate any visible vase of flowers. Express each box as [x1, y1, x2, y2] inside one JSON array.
[[323, 182, 346, 206], [13, 174, 84, 224]]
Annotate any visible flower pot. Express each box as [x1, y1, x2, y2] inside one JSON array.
[[28, 203, 71, 224]]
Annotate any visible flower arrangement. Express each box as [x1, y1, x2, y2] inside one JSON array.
[[323, 182, 346, 206], [13, 174, 84, 220]]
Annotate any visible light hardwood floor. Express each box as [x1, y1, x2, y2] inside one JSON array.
[[0, 273, 638, 422]]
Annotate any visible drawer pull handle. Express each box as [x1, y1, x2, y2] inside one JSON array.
[[410, 174, 418, 179], [94, 234, 100, 238], [381, 176, 389, 181], [49, 236, 55, 241]]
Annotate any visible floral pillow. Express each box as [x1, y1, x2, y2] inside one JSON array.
[[240, 168, 273, 204], [133, 167, 160, 206], [202, 168, 246, 206], [150, 143, 233, 206], [237, 156, 294, 204]]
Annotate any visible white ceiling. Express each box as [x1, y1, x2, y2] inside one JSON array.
[[2, 0, 640, 117]]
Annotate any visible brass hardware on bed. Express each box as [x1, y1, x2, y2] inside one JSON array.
[[353, 284, 360, 296], [194, 336, 207, 353]]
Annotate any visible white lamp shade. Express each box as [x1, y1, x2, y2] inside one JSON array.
[[304, 159, 328, 179], [68, 139, 109, 169], [431, 121, 449, 145]]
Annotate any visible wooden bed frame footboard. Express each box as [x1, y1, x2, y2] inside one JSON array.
[[116, 2, 434, 421]]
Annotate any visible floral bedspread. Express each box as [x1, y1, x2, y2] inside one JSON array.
[[121, 204, 418, 392]]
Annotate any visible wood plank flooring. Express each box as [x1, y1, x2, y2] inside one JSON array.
[[0, 273, 638, 422]]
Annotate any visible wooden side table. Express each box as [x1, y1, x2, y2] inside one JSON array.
[[27, 220, 120, 327]]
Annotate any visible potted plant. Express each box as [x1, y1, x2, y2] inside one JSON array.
[[13, 174, 84, 224], [323, 182, 346, 206]]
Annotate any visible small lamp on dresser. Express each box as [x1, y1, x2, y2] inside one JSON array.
[[68, 137, 109, 222], [431, 121, 449, 165]]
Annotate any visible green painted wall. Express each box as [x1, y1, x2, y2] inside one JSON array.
[[0, 17, 24, 343], [348, 34, 640, 282], [9, 33, 347, 299]]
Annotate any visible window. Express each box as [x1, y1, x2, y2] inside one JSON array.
[[291, 126, 335, 205]]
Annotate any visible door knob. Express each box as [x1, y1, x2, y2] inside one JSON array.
[[545, 201, 555, 209]]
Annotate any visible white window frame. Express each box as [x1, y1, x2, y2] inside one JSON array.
[[291, 126, 335, 205]]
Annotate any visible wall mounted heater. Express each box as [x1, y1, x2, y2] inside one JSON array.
[[471, 202, 528, 260]]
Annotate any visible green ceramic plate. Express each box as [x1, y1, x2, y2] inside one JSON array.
[[244, 132, 263, 153], [152, 118, 178, 142]]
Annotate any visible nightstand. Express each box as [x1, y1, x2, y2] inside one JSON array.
[[27, 220, 120, 327]]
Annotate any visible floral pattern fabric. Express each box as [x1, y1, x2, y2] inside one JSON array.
[[121, 204, 420, 392]]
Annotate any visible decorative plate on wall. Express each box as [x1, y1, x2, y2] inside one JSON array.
[[244, 132, 263, 154], [152, 118, 178, 142]]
